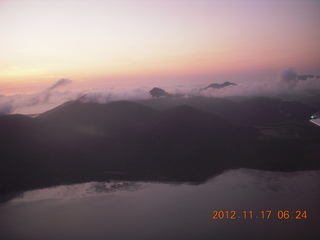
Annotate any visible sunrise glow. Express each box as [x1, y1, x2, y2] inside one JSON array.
[[1, 0, 320, 95]]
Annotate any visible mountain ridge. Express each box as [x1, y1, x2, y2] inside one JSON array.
[[1, 98, 320, 195]]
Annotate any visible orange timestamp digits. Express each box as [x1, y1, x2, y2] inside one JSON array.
[[212, 210, 307, 220]]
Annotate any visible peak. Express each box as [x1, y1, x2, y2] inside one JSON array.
[[149, 87, 168, 98], [223, 81, 235, 85], [203, 82, 237, 90]]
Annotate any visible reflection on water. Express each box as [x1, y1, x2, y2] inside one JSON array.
[[11, 181, 142, 202], [0, 168, 320, 240]]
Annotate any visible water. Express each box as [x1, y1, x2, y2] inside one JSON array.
[[0, 168, 319, 240]]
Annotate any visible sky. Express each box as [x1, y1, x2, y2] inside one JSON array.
[[1, 0, 320, 93], [0, 0, 320, 114]]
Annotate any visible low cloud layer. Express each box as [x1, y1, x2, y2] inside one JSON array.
[[188, 68, 320, 99], [76, 69, 320, 104], [1, 68, 320, 115], [78, 87, 150, 104]]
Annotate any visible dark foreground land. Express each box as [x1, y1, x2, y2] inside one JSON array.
[[1, 96, 320, 195]]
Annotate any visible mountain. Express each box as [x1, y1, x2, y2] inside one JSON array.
[[137, 97, 317, 125], [120, 105, 251, 179], [218, 97, 317, 125], [38, 100, 158, 138], [149, 87, 185, 99], [0, 114, 54, 194], [202, 81, 237, 90], [149, 87, 168, 98], [149, 82, 237, 99], [1, 98, 320, 195]]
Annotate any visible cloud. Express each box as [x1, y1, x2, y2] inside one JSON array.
[[0, 78, 73, 115], [275, 68, 320, 95], [0, 98, 14, 115], [184, 68, 320, 99], [1, 68, 320, 115], [277, 67, 298, 83], [47, 78, 72, 91], [0, 84, 152, 115], [42, 78, 72, 103], [78, 87, 150, 104]]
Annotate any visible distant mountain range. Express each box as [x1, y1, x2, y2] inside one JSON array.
[[149, 75, 320, 99], [1, 97, 320, 195], [149, 81, 237, 98]]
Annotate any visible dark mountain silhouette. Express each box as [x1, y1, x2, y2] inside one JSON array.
[[122, 105, 258, 179], [149, 87, 184, 99], [149, 81, 237, 99], [0, 114, 56, 194], [137, 97, 317, 125], [1, 98, 320, 196], [298, 74, 320, 80], [149, 87, 168, 98], [202, 81, 237, 90], [137, 96, 237, 113], [38, 100, 157, 138], [217, 97, 317, 125]]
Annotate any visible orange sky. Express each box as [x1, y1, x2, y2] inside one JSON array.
[[1, 0, 320, 95]]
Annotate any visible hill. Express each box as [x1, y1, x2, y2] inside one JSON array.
[[1, 98, 320, 195]]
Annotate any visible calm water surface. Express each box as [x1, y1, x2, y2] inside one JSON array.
[[0, 168, 320, 240]]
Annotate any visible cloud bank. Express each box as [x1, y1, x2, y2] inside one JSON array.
[[1, 68, 319, 115], [190, 68, 320, 99], [75, 68, 320, 105], [77, 87, 150, 104]]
